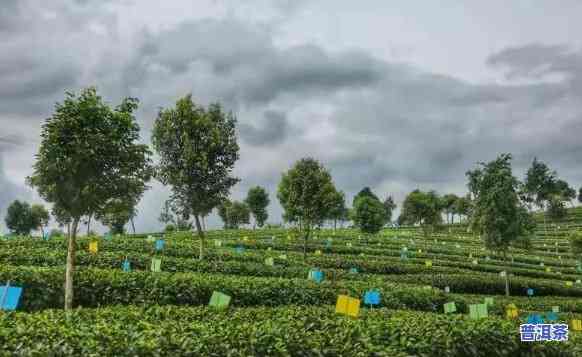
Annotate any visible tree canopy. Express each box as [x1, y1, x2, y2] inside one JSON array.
[[277, 157, 336, 259], [245, 186, 270, 228], [466, 153, 535, 256], [398, 189, 442, 235], [5, 200, 34, 236], [353, 195, 385, 235]]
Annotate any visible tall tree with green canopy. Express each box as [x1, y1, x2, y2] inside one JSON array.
[[382, 195, 397, 225], [327, 189, 348, 229], [245, 186, 270, 228], [227, 201, 251, 229], [453, 194, 472, 223], [466, 153, 536, 258], [353, 195, 385, 235], [5, 200, 34, 235], [30, 204, 50, 237], [218, 199, 232, 229], [152, 94, 239, 259], [27, 87, 152, 310], [277, 158, 336, 259], [398, 189, 443, 236]]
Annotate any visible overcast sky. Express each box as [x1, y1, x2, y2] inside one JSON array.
[[1, 0, 582, 234]]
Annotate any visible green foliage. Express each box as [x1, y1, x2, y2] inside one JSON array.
[[570, 231, 582, 260], [547, 195, 568, 221], [28, 87, 152, 226], [467, 153, 535, 254], [152, 94, 239, 258], [353, 196, 385, 235], [245, 186, 270, 228], [399, 190, 443, 235], [277, 158, 337, 258], [164, 224, 176, 233], [228, 201, 251, 229], [453, 194, 472, 222], [523, 157, 557, 210], [95, 197, 138, 235], [382, 195, 397, 224], [30, 204, 50, 234], [4, 200, 34, 235], [352, 187, 379, 207], [441, 193, 458, 223], [326, 190, 348, 228]]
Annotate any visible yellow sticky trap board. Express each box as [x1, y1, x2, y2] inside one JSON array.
[[566, 281, 573, 287], [571, 319, 582, 331], [335, 295, 360, 317], [89, 241, 98, 254], [315, 250, 322, 255], [418, 249, 422, 253], [506, 304, 518, 319], [264, 257, 274, 266], [545, 267, 551, 272], [243, 236, 248, 242], [425, 260, 432, 268]]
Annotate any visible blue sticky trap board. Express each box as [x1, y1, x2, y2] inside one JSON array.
[[526, 314, 544, 324], [0, 286, 23, 311], [155, 239, 165, 251], [349, 268, 358, 274], [527, 288, 534, 297], [235, 246, 245, 254], [309, 269, 324, 283], [546, 312, 558, 322], [122, 260, 131, 272], [364, 290, 381, 306], [42, 232, 50, 241]]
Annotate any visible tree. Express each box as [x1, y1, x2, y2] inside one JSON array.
[[453, 194, 472, 223], [5, 200, 34, 235], [218, 200, 233, 229], [27, 87, 152, 310], [152, 94, 239, 259], [546, 194, 568, 221], [227, 201, 251, 229], [353, 195, 385, 235], [95, 197, 136, 234], [159, 200, 175, 226], [245, 186, 270, 228], [382, 196, 397, 225], [398, 190, 443, 236], [327, 190, 348, 229], [277, 158, 336, 259], [466, 153, 535, 257], [30, 204, 50, 237], [441, 194, 459, 224]]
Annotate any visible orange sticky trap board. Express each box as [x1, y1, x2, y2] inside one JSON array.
[[335, 295, 360, 317], [89, 241, 98, 254]]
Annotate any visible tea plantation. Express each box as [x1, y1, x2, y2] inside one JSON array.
[[2, 209, 582, 356]]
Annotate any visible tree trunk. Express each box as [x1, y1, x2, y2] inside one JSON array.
[[202, 216, 206, 231], [194, 214, 205, 260], [86, 214, 92, 236], [64, 218, 80, 310], [130, 217, 136, 234]]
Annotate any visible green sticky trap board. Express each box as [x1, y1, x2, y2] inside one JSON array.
[[265, 257, 274, 266], [469, 304, 488, 319], [484, 297, 494, 306], [209, 291, 231, 309], [552, 306, 560, 313], [151, 258, 161, 272], [444, 302, 456, 313]]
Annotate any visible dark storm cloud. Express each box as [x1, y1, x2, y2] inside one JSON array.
[[239, 110, 291, 146], [126, 19, 385, 107]]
